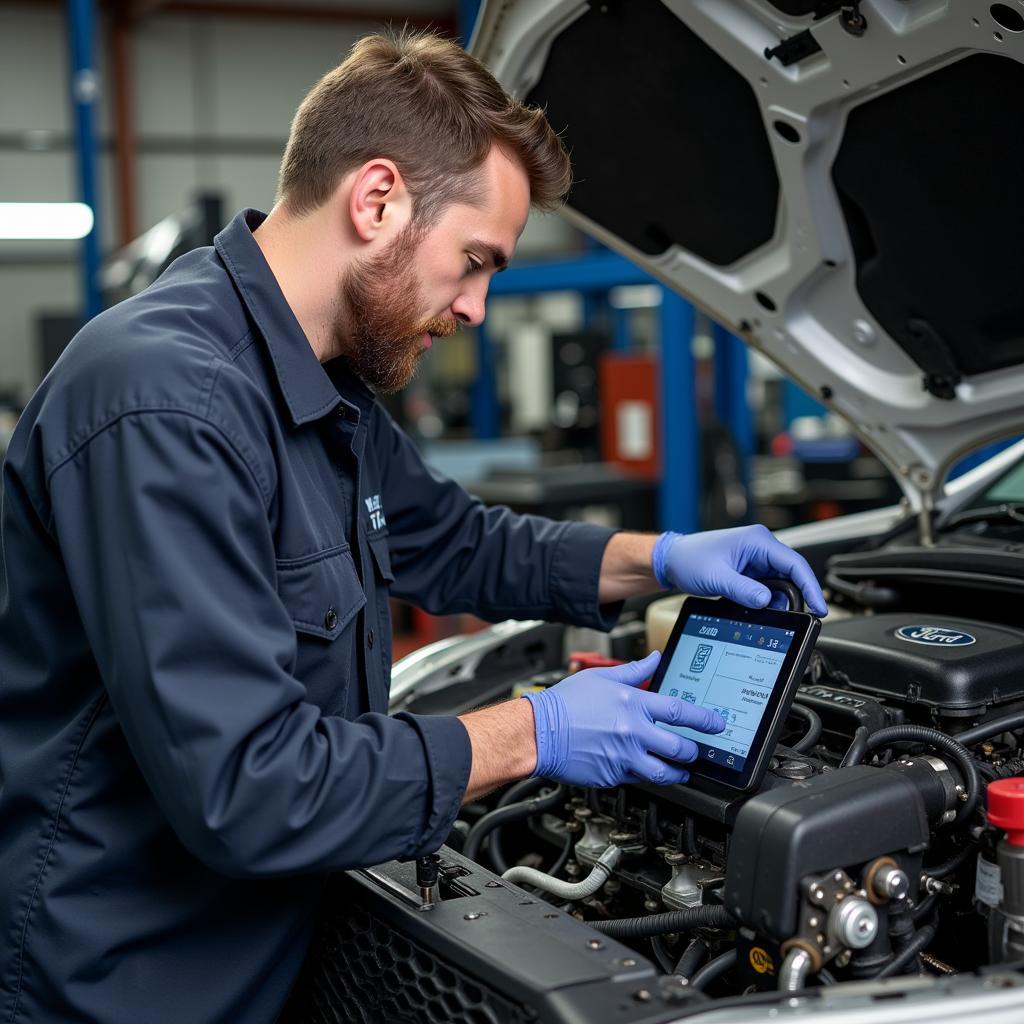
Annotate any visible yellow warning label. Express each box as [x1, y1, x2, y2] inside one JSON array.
[[749, 947, 775, 975]]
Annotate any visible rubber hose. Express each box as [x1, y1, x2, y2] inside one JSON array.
[[926, 840, 977, 879], [690, 949, 737, 992], [488, 777, 550, 874], [856, 725, 980, 826], [789, 703, 823, 754], [673, 937, 709, 978], [585, 904, 735, 940], [650, 935, 676, 974], [911, 893, 938, 925], [497, 777, 547, 807], [955, 711, 1024, 749], [548, 830, 574, 878], [502, 844, 621, 900], [877, 924, 936, 978], [840, 726, 870, 768], [463, 786, 564, 864]]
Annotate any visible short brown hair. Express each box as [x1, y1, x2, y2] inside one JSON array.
[[277, 28, 572, 225]]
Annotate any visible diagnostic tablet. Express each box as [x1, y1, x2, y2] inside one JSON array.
[[650, 596, 821, 791]]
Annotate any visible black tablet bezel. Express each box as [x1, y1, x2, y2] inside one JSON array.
[[649, 595, 821, 791]]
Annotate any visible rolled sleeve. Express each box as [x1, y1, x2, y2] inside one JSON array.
[[394, 712, 472, 855], [549, 520, 623, 631]]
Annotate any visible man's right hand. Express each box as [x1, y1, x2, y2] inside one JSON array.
[[522, 651, 726, 788]]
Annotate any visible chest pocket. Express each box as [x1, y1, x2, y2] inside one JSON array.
[[275, 546, 366, 640]]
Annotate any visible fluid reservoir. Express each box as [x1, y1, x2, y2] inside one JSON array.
[[645, 594, 686, 653], [986, 778, 1024, 961]]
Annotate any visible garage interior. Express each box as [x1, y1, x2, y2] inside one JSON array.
[[7, 2, 1024, 1023]]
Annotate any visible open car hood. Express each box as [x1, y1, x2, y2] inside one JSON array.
[[471, 0, 1024, 512]]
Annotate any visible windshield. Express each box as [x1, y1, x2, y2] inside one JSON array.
[[977, 458, 1024, 505]]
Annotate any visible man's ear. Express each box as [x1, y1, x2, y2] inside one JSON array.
[[348, 159, 412, 243]]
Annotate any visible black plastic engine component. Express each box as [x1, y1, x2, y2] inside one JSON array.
[[798, 678, 895, 736], [815, 614, 1024, 714], [632, 747, 829, 827], [724, 766, 929, 940], [283, 846, 703, 1023]]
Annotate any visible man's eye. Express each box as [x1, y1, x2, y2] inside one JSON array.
[[465, 257, 483, 274]]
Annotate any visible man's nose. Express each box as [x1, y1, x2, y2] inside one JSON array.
[[451, 285, 487, 328]]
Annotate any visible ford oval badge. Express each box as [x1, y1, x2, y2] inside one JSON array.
[[895, 625, 977, 647]]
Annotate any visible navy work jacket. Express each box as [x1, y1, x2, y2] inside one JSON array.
[[0, 209, 619, 1023]]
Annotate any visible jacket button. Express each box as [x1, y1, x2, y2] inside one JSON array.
[[324, 607, 338, 630], [367, 629, 375, 648]]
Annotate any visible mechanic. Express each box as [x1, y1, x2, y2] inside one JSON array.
[[0, 29, 827, 1024]]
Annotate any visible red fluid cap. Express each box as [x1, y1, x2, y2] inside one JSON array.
[[987, 779, 1024, 846]]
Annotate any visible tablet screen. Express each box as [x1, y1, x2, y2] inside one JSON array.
[[656, 612, 797, 775]]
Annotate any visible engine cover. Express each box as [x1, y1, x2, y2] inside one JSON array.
[[723, 765, 929, 940], [815, 614, 1024, 714]]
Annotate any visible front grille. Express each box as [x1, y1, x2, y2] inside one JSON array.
[[282, 898, 534, 1024]]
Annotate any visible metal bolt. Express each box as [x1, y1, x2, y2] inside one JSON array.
[[587, 939, 604, 950], [485, 880, 502, 888], [812, 886, 825, 902], [830, 897, 878, 949], [923, 876, 954, 896], [873, 865, 910, 902], [464, 912, 488, 921], [633, 989, 652, 1003], [620, 957, 638, 967], [809, 916, 820, 928]]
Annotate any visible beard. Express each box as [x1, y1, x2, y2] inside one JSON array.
[[337, 223, 459, 394]]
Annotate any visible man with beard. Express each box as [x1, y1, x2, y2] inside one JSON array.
[[0, 29, 826, 1024]]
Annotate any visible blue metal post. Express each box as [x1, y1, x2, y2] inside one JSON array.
[[459, 1, 496, 439], [783, 379, 827, 427], [488, 250, 655, 295], [712, 322, 754, 480], [458, 0, 482, 46], [611, 306, 632, 351], [66, 0, 103, 321], [658, 289, 699, 533], [471, 324, 500, 439]]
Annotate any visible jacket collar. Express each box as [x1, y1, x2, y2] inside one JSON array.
[[215, 208, 356, 427]]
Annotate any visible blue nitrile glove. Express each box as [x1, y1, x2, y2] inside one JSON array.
[[523, 651, 726, 788], [652, 525, 828, 616]]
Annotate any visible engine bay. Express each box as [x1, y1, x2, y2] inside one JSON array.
[[410, 593, 1024, 1007], [284, 585, 1024, 1021]]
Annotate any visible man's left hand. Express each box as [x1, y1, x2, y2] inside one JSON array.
[[653, 525, 828, 616]]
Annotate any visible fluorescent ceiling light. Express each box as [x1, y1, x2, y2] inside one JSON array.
[[609, 284, 662, 309], [0, 202, 94, 240]]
